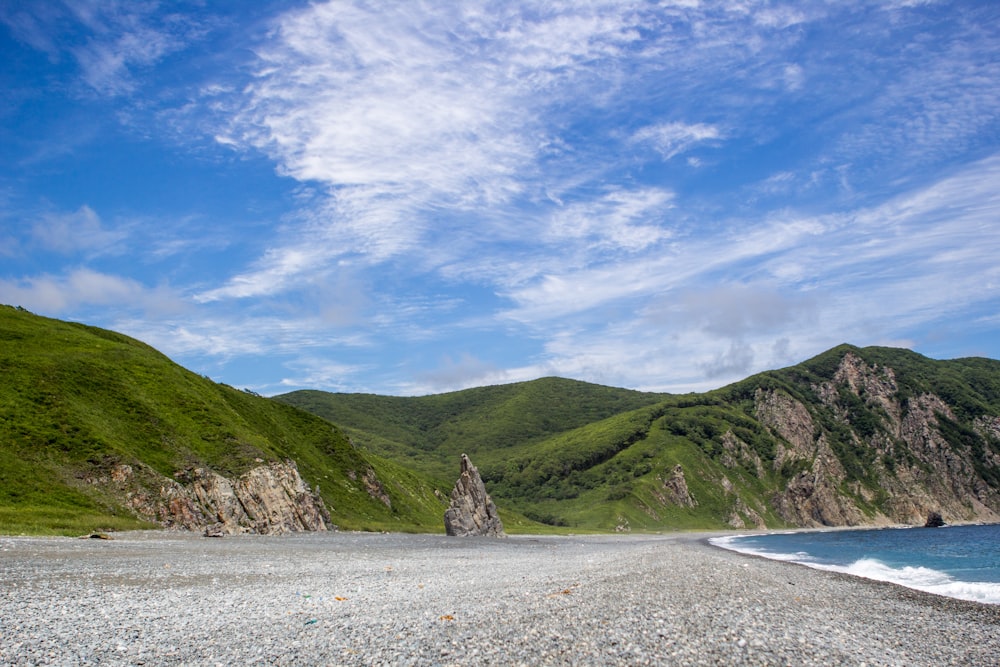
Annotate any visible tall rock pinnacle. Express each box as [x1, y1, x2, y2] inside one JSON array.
[[444, 454, 505, 537]]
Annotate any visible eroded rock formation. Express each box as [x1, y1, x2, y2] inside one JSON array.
[[755, 352, 1000, 527], [444, 454, 505, 537], [90, 459, 331, 535], [661, 464, 697, 508]]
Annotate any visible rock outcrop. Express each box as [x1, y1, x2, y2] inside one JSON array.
[[753, 352, 1000, 527], [660, 464, 697, 508], [756, 386, 866, 527], [444, 454, 505, 537], [89, 459, 331, 535]]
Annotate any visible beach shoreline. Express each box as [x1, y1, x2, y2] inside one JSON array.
[[2, 530, 998, 665]]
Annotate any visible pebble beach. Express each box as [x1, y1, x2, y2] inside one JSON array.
[[2, 530, 998, 666]]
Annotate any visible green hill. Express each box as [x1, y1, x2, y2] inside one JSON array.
[[281, 345, 1000, 531], [274, 378, 667, 480], [0, 305, 447, 535], [5, 303, 999, 535]]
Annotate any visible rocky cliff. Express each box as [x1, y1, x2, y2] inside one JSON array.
[[87, 459, 331, 535], [753, 351, 1000, 527]]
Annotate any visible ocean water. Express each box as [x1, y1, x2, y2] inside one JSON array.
[[710, 524, 1000, 605]]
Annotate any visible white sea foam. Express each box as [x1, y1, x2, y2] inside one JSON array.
[[711, 537, 1000, 605], [815, 558, 1000, 605], [708, 535, 817, 563]]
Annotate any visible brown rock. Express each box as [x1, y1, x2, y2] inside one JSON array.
[[661, 464, 697, 508]]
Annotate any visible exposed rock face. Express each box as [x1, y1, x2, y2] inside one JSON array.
[[754, 352, 1000, 527], [756, 387, 865, 527], [90, 459, 331, 535], [660, 464, 697, 508], [444, 454, 505, 537], [361, 468, 392, 508], [727, 497, 767, 530], [719, 430, 765, 478]]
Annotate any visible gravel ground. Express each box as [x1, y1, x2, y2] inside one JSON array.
[[1, 530, 998, 666]]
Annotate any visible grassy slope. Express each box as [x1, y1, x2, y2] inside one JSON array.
[[6, 303, 997, 535], [281, 344, 1000, 531], [0, 306, 447, 535], [274, 379, 668, 480]]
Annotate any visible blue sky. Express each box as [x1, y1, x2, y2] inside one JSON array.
[[2, 1, 999, 396]]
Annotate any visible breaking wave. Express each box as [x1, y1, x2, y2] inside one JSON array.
[[710, 534, 1000, 606]]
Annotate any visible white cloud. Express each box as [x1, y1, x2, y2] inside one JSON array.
[[753, 7, 808, 29], [829, 16, 1000, 175], [3, 1, 202, 97], [278, 357, 371, 394], [672, 284, 818, 338], [415, 353, 503, 393], [782, 63, 804, 91], [632, 122, 722, 160], [209, 1, 666, 299], [0, 269, 183, 315], [545, 187, 675, 253], [31, 205, 126, 255], [9, 1, 994, 397], [487, 153, 1000, 391], [120, 313, 372, 364], [196, 245, 330, 302]]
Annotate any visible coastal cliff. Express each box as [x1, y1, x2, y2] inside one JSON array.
[[757, 352, 1000, 526], [4, 305, 999, 534], [0, 305, 449, 536]]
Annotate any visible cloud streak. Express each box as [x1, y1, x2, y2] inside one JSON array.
[[3, 1, 999, 396], [182, 2, 1000, 392], [0, 268, 183, 316]]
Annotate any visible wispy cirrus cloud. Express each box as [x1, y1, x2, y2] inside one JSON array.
[[631, 122, 722, 160], [1, 0, 204, 97], [160, 2, 1000, 392], [206, 1, 674, 298], [31, 205, 127, 255], [484, 153, 1000, 391], [5, 1, 998, 397]]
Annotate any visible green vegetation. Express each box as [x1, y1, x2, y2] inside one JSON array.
[[275, 379, 667, 480], [282, 343, 1000, 532], [4, 304, 999, 535], [0, 305, 448, 535]]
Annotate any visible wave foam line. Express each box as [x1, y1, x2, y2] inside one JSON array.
[[710, 537, 1000, 605], [816, 558, 1000, 606]]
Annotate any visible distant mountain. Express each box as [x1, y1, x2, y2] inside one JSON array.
[[279, 345, 1000, 531], [0, 305, 447, 535], [274, 377, 668, 481]]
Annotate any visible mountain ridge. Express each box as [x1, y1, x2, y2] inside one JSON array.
[[3, 304, 999, 534], [279, 343, 1000, 531]]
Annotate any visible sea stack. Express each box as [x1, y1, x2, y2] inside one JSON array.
[[444, 454, 505, 537]]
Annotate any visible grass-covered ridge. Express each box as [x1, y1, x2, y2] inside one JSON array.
[[275, 378, 668, 480], [280, 344, 1000, 531], [5, 304, 999, 535], [0, 305, 448, 535]]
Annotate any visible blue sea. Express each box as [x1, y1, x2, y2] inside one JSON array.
[[710, 524, 1000, 605]]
